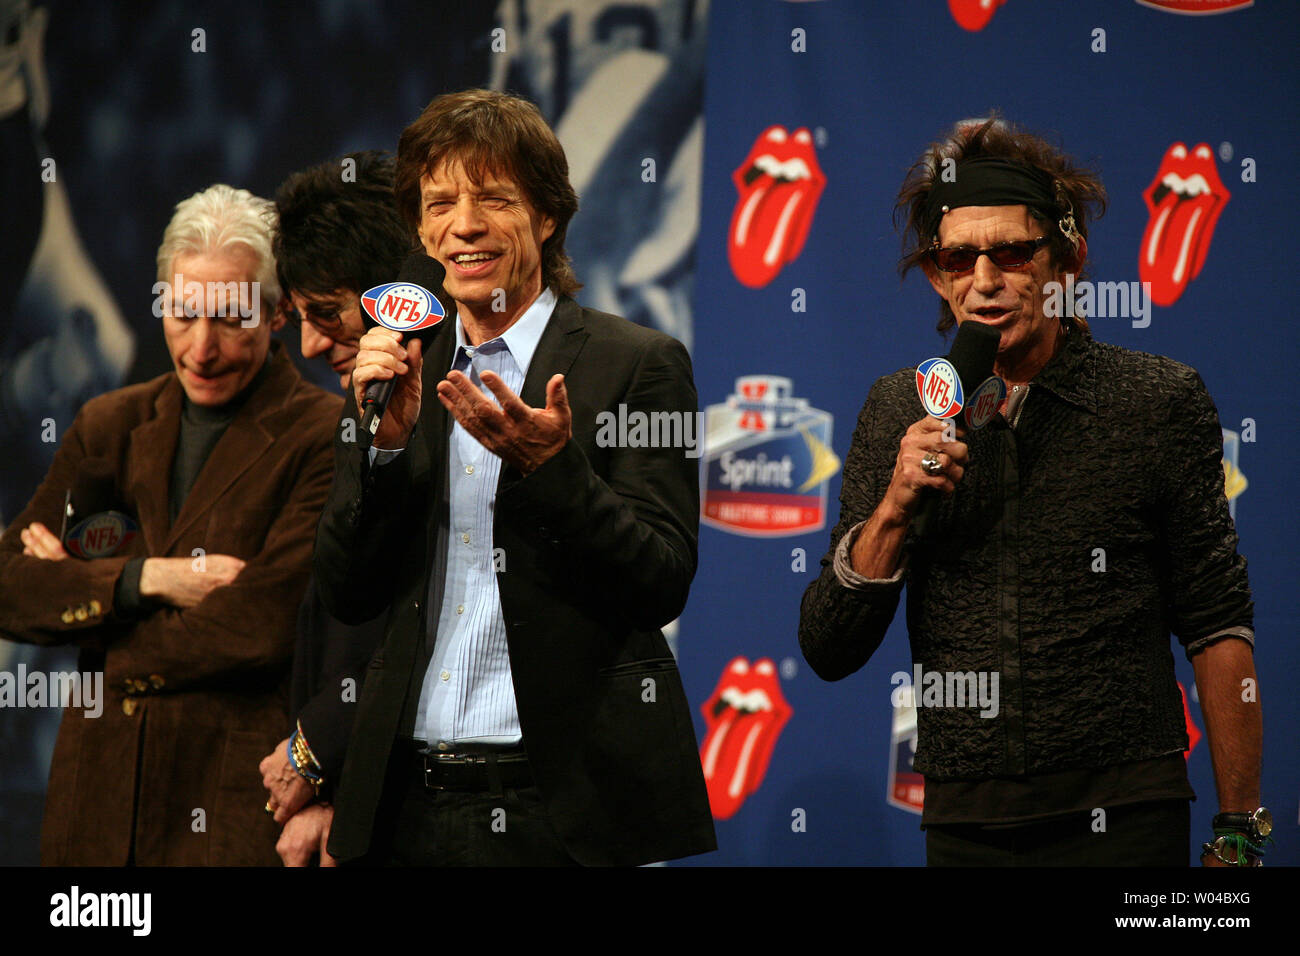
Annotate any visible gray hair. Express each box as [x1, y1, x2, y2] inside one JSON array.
[[155, 184, 281, 311]]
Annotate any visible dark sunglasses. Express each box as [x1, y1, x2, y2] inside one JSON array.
[[929, 236, 1050, 273], [284, 302, 345, 335]]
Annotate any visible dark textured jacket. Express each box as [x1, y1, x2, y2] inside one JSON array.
[[798, 328, 1253, 780]]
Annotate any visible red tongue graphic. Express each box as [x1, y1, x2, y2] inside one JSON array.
[[729, 174, 815, 288], [948, 0, 1008, 31], [698, 657, 792, 820], [1139, 142, 1230, 307], [701, 709, 767, 818], [1141, 189, 1217, 306], [727, 126, 826, 289]]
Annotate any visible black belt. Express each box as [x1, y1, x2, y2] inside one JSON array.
[[398, 739, 534, 793]]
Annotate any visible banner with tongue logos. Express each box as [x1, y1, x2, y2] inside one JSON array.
[[0, 0, 1289, 873], [688, 0, 1289, 866]]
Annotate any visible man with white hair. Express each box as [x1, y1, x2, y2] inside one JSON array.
[[0, 184, 341, 865]]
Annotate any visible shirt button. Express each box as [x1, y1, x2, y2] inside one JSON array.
[[440, 670, 451, 682], [462, 532, 470, 544], [457, 604, 465, 615], [465, 465, 475, 475]]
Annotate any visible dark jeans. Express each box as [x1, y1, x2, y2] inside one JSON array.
[[925, 799, 1191, 866], [349, 744, 578, 867]]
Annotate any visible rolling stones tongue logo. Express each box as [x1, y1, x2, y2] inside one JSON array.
[[1178, 681, 1202, 758], [948, 0, 1009, 31], [1140, 143, 1230, 306], [1136, 1, 1253, 13], [699, 657, 792, 819], [727, 126, 826, 288]]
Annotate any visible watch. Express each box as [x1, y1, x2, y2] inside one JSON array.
[[1213, 807, 1272, 844]]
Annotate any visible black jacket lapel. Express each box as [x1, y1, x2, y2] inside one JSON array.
[[518, 296, 589, 409]]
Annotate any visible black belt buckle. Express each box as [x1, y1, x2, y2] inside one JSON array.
[[420, 754, 445, 792], [419, 751, 497, 793], [420, 751, 462, 792]]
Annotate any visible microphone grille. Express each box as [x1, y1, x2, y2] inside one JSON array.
[[71, 458, 118, 517], [948, 321, 1001, 392], [397, 252, 447, 289]]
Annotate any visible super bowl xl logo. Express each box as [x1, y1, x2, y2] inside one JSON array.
[[1140, 143, 1230, 306], [701, 376, 840, 536], [887, 685, 923, 815], [1222, 427, 1248, 519], [360, 281, 446, 332], [727, 126, 826, 288]]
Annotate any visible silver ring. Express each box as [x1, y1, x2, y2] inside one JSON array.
[[921, 451, 943, 476]]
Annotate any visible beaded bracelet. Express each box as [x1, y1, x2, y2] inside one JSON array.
[[287, 730, 323, 790]]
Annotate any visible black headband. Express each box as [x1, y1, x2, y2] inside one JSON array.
[[922, 158, 1062, 240]]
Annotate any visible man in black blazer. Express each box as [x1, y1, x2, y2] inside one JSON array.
[[308, 89, 715, 865]]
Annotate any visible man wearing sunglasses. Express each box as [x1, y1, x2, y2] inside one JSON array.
[[257, 151, 411, 865], [275, 151, 413, 394], [799, 119, 1260, 867]]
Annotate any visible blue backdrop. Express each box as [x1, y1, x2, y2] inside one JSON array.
[[0, 0, 1294, 868], [678, 0, 1297, 865]]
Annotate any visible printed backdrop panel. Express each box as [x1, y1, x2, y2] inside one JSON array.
[[0, 0, 1293, 869], [679, 0, 1297, 865]]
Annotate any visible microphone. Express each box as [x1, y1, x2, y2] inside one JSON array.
[[61, 457, 140, 558], [911, 320, 1001, 538], [357, 252, 449, 446]]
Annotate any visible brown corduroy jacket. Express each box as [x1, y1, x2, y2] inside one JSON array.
[[0, 344, 341, 865]]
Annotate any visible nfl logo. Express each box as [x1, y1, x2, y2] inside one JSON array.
[[965, 375, 1007, 430], [66, 511, 139, 559], [360, 282, 445, 333], [916, 358, 964, 420]]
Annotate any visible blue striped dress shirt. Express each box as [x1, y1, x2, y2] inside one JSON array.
[[412, 288, 557, 750]]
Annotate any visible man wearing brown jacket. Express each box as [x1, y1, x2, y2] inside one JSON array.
[[0, 184, 341, 865]]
